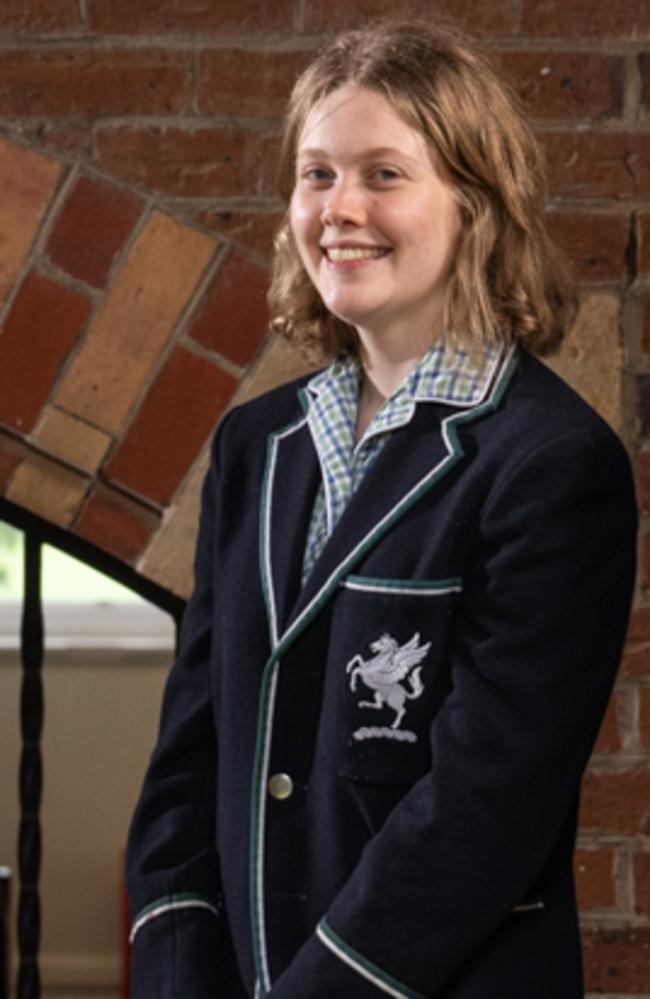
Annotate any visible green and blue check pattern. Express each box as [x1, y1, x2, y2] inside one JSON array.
[[301, 338, 500, 583]]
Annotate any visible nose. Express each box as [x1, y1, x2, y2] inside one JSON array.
[[320, 179, 366, 228]]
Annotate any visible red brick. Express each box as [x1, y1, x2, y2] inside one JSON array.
[[105, 346, 237, 506], [188, 252, 269, 367], [0, 432, 25, 493], [635, 850, 650, 915], [541, 132, 650, 201], [593, 692, 621, 754], [498, 51, 623, 122], [0, 271, 90, 434], [582, 927, 650, 993], [580, 768, 650, 835], [0, 0, 79, 31], [46, 175, 142, 288], [641, 687, 650, 751], [258, 134, 283, 198], [0, 49, 189, 117], [87, 0, 293, 33], [546, 212, 629, 282], [74, 485, 159, 565], [522, 0, 650, 38], [19, 122, 89, 156], [94, 125, 264, 199], [302, 0, 515, 35], [574, 847, 617, 910], [196, 208, 281, 261], [620, 642, 650, 678], [198, 49, 311, 117], [627, 607, 650, 641]]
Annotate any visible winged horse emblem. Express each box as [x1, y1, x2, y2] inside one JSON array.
[[346, 632, 431, 730]]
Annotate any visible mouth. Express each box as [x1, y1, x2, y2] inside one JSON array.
[[322, 246, 391, 263]]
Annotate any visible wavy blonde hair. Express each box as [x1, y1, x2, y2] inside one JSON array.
[[268, 19, 576, 360]]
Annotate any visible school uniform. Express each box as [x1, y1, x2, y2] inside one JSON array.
[[126, 341, 637, 999]]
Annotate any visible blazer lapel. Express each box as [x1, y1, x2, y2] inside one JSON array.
[[259, 411, 321, 648]]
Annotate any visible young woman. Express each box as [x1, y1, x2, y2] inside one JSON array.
[[126, 21, 637, 999]]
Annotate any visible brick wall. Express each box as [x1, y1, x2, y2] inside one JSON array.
[[0, 2, 649, 993]]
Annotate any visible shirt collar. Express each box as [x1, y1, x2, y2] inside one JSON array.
[[306, 337, 503, 410]]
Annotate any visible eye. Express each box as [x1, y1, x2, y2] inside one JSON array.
[[299, 166, 334, 185], [368, 166, 402, 185]]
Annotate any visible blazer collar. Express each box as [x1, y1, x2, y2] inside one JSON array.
[[259, 344, 519, 654]]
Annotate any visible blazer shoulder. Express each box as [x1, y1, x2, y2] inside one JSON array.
[[505, 349, 629, 455]]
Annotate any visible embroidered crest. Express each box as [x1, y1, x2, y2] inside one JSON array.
[[346, 632, 431, 742]]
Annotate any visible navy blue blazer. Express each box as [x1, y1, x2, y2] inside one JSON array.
[[127, 346, 637, 999]]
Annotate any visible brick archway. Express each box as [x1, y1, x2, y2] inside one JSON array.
[[0, 135, 309, 598]]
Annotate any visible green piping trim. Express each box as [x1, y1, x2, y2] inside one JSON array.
[[343, 575, 463, 593], [259, 413, 309, 650], [317, 918, 427, 999], [249, 345, 519, 991]]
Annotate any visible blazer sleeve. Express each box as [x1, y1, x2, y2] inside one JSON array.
[[126, 416, 237, 999], [267, 426, 638, 998]]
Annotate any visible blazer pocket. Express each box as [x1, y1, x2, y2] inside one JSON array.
[[319, 575, 463, 786]]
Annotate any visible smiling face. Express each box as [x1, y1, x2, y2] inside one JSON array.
[[290, 84, 463, 350]]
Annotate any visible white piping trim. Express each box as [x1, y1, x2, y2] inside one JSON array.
[[129, 899, 219, 944], [316, 924, 413, 998], [512, 900, 545, 913], [341, 580, 463, 597]]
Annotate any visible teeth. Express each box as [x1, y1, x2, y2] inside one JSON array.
[[325, 247, 388, 262]]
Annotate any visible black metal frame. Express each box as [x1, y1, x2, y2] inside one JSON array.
[[0, 496, 185, 999]]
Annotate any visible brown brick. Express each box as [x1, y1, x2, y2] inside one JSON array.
[[635, 850, 650, 915], [94, 125, 264, 199], [74, 485, 159, 564], [546, 213, 628, 282], [637, 452, 650, 511], [0, 0, 79, 31], [6, 451, 88, 527], [582, 927, 650, 993], [233, 336, 314, 408], [0, 271, 91, 434], [580, 768, 650, 835], [498, 51, 624, 122], [641, 687, 650, 752], [87, 0, 294, 33], [188, 251, 269, 367], [197, 49, 312, 117], [302, 0, 514, 35], [644, 302, 650, 353], [258, 133, 283, 198], [638, 214, 650, 278], [0, 432, 25, 493], [522, 0, 650, 38], [0, 48, 189, 117], [54, 211, 215, 434], [542, 132, 650, 201], [0, 138, 63, 308], [33, 407, 111, 474], [46, 174, 142, 288], [641, 54, 650, 116], [643, 529, 650, 589], [574, 847, 617, 910], [105, 346, 237, 506], [593, 692, 621, 754], [196, 208, 281, 261]]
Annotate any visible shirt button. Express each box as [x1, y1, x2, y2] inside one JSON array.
[[268, 773, 294, 800]]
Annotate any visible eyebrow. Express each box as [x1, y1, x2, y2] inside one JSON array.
[[296, 146, 421, 166]]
